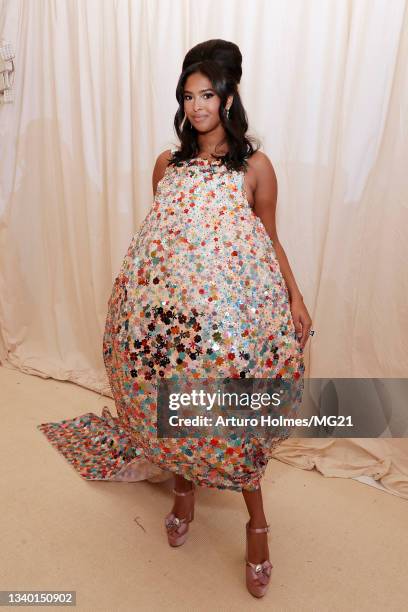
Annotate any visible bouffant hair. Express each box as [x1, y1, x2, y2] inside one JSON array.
[[170, 39, 260, 172]]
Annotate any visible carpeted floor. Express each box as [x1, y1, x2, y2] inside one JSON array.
[[1, 365, 407, 611]]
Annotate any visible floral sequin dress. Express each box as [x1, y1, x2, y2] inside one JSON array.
[[38, 152, 305, 492]]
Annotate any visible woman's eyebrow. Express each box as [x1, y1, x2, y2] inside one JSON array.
[[183, 88, 215, 94]]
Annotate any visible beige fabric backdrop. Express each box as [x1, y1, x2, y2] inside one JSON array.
[[1, 0, 407, 497]]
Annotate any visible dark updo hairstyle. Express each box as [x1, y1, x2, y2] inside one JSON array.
[[169, 39, 260, 172]]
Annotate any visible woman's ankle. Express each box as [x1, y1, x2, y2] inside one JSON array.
[[248, 515, 268, 529], [174, 475, 194, 492], [171, 491, 194, 519]]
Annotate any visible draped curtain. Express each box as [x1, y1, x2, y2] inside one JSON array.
[[1, 0, 407, 497]]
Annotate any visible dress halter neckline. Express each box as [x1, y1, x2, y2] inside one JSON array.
[[170, 148, 226, 166], [187, 156, 224, 166]]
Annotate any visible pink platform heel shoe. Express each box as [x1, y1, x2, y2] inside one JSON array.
[[245, 521, 273, 598], [164, 485, 195, 547]]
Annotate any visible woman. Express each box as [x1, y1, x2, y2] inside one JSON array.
[[103, 39, 312, 598]]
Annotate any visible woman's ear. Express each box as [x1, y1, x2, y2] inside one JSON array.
[[227, 95, 234, 110]]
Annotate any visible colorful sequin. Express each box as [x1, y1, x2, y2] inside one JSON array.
[[38, 154, 305, 492]]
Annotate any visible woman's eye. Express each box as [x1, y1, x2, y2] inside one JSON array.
[[183, 93, 214, 101]]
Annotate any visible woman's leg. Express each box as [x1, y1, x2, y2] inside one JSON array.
[[242, 486, 270, 563], [171, 473, 194, 519]]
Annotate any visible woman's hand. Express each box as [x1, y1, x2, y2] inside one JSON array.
[[290, 296, 313, 350]]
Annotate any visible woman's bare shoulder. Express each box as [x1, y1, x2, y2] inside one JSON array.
[[247, 150, 275, 171], [247, 150, 277, 188], [154, 148, 173, 172], [152, 148, 173, 195]]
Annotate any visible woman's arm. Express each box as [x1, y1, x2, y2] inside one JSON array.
[[250, 151, 303, 304], [250, 151, 312, 348]]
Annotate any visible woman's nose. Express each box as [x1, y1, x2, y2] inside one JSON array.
[[193, 97, 202, 111]]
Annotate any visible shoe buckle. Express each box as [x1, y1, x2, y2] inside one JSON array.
[[251, 561, 272, 585], [166, 516, 181, 532]]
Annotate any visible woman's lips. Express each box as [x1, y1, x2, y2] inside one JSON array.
[[193, 115, 208, 122]]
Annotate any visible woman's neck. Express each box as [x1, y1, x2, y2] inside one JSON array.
[[197, 132, 228, 157]]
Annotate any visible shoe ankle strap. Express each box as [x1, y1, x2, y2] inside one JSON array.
[[247, 522, 270, 534], [172, 487, 194, 497]]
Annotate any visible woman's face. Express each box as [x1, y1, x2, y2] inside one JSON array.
[[183, 72, 228, 133]]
